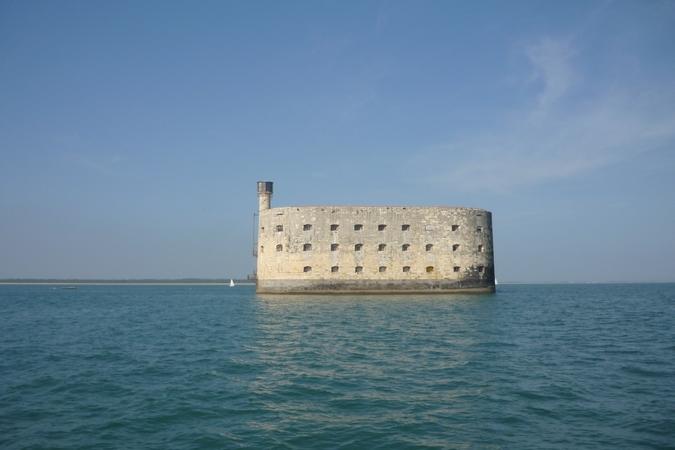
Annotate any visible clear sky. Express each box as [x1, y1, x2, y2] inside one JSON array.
[[1, 1, 674, 282]]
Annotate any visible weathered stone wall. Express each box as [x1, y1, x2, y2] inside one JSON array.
[[256, 204, 495, 294]]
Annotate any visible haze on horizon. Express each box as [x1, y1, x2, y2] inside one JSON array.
[[1, 1, 674, 283]]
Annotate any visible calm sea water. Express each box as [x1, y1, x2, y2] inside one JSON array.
[[1, 284, 674, 449]]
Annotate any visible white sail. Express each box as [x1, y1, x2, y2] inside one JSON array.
[[229, 279, 235, 287]]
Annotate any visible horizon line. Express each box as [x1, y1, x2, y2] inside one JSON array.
[[1, 278, 674, 285]]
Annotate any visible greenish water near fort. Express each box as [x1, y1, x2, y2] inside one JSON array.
[[1, 284, 674, 449]]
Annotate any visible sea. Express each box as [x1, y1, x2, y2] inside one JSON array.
[[1, 283, 674, 449]]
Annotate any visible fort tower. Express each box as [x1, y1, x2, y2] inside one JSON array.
[[257, 181, 273, 212]]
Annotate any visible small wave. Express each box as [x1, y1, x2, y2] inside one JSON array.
[[512, 389, 558, 401], [473, 341, 518, 348], [620, 365, 672, 378]]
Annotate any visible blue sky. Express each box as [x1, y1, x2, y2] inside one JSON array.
[[1, 1, 674, 281]]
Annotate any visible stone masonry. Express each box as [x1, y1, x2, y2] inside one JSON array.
[[255, 181, 495, 294]]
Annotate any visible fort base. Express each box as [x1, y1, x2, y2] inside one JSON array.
[[256, 279, 496, 295]]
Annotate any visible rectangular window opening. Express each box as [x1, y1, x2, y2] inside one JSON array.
[[303, 243, 312, 251], [452, 225, 459, 231], [331, 266, 339, 273], [330, 224, 339, 231], [402, 266, 411, 273], [378, 224, 386, 231], [331, 243, 339, 251], [453, 266, 461, 273], [276, 225, 284, 232], [303, 224, 312, 231], [378, 244, 386, 251], [402, 224, 410, 231], [303, 266, 312, 273], [354, 224, 363, 231], [378, 266, 387, 273], [355, 266, 363, 273]]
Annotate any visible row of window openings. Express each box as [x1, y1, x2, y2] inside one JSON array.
[[303, 265, 485, 273], [272, 224, 482, 232], [274, 243, 484, 252]]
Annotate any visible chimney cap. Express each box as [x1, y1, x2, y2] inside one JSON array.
[[257, 181, 273, 194]]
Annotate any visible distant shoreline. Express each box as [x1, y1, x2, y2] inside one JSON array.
[[0, 279, 256, 286], [1, 280, 673, 286]]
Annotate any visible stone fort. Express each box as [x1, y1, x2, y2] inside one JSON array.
[[255, 181, 495, 294]]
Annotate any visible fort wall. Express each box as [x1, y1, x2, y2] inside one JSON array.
[[255, 182, 495, 294]]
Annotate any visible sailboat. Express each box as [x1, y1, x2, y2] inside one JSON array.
[[229, 279, 235, 287]]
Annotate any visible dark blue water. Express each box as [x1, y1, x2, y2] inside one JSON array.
[[1, 284, 674, 449]]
